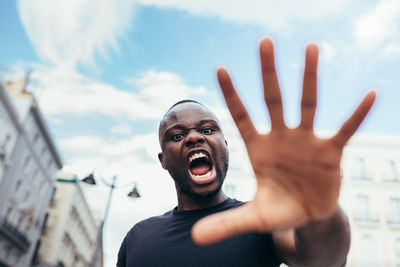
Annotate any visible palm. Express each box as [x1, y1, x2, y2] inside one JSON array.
[[249, 130, 341, 231], [192, 38, 376, 245]]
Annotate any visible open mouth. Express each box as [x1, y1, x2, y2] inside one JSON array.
[[188, 151, 216, 184]]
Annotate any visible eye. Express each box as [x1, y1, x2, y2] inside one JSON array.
[[171, 133, 184, 141], [202, 128, 214, 134]]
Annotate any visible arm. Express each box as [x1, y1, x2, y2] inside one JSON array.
[[191, 38, 375, 264], [273, 208, 350, 267]]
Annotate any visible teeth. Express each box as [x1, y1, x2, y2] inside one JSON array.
[[194, 170, 212, 179], [189, 152, 208, 163]]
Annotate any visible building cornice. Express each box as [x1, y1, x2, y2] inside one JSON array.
[[0, 82, 22, 132]]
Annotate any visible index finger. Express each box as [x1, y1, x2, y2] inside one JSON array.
[[331, 91, 376, 148], [217, 67, 258, 143]]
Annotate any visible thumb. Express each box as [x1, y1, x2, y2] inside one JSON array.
[[191, 203, 258, 245]]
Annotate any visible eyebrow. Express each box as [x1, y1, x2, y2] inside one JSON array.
[[162, 119, 219, 136]]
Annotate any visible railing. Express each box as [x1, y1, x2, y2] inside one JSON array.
[[353, 211, 379, 222], [387, 216, 400, 224], [0, 220, 31, 252], [351, 174, 372, 181], [383, 176, 400, 183]]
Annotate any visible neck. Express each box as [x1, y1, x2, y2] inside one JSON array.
[[176, 188, 228, 211]]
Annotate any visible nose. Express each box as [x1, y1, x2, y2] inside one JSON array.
[[185, 130, 205, 147]]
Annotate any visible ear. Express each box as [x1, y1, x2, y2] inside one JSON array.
[[158, 152, 167, 169]]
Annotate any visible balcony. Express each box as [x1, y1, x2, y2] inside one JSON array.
[[383, 176, 400, 183], [353, 211, 380, 228], [387, 215, 400, 229], [0, 220, 31, 252], [351, 174, 372, 181]]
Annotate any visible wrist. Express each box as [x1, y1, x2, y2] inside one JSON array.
[[293, 207, 350, 267]]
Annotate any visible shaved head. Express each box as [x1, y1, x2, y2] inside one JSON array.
[[159, 100, 211, 144]]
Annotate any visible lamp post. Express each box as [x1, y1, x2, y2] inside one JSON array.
[[81, 173, 140, 267]]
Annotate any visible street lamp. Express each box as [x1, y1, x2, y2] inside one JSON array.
[[81, 172, 140, 267], [127, 182, 141, 198], [81, 172, 96, 185]]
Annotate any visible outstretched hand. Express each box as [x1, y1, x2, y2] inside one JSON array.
[[192, 38, 376, 245]]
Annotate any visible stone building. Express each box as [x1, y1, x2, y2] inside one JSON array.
[[340, 134, 400, 267], [32, 173, 101, 267], [0, 80, 62, 267], [0, 82, 19, 182]]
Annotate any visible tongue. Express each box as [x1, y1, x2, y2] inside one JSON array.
[[190, 162, 211, 176]]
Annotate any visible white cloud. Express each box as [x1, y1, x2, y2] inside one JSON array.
[[126, 70, 207, 108], [59, 133, 161, 170], [110, 123, 133, 135], [354, 0, 400, 51], [320, 41, 336, 63], [383, 42, 400, 57], [136, 0, 350, 30], [28, 67, 207, 120], [18, 0, 135, 68]]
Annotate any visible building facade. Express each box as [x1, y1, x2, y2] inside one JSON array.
[[0, 80, 63, 267], [33, 173, 101, 267], [340, 134, 400, 267], [0, 82, 20, 182], [223, 133, 400, 267]]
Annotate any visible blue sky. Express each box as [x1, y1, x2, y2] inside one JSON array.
[[1, 0, 400, 266]]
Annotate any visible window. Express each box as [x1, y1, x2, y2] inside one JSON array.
[[62, 233, 72, 252], [47, 158, 53, 168], [23, 190, 31, 202], [49, 187, 57, 205], [41, 213, 49, 235], [351, 157, 369, 180], [40, 183, 48, 197], [3, 241, 13, 259], [23, 156, 31, 171], [15, 179, 22, 193], [394, 239, 400, 267], [355, 195, 374, 221], [32, 169, 39, 187], [17, 209, 25, 228], [5, 205, 12, 220], [382, 160, 398, 181], [358, 235, 377, 267], [1, 134, 10, 150], [389, 198, 400, 223], [33, 132, 40, 144], [40, 145, 46, 156]]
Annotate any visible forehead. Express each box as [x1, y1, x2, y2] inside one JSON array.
[[160, 103, 219, 133]]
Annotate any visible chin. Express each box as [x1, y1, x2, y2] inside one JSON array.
[[185, 186, 222, 198], [173, 165, 228, 198], [179, 180, 223, 198]]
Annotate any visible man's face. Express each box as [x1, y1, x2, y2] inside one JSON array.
[[158, 103, 229, 197]]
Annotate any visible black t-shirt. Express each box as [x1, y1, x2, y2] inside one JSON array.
[[117, 198, 282, 267]]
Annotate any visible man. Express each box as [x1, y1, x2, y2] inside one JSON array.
[[117, 38, 376, 266]]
